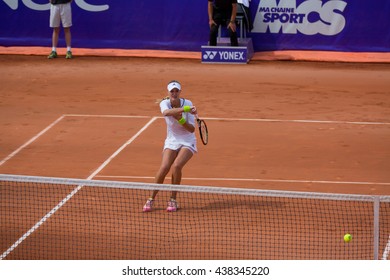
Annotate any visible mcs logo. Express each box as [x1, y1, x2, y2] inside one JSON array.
[[252, 0, 347, 36]]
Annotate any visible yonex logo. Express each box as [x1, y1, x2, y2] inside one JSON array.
[[203, 51, 218, 60], [203, 50, 245, 61], [218, 51, 245, 60], [202, 48, 248, 63]]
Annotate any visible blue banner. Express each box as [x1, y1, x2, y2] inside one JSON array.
[[0, 0, 389, 52]]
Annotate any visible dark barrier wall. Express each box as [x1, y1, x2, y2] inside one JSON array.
[[1, 0, 389, 52]]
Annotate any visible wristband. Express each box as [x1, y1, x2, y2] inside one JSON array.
[[183, 105, 191, 113], [178, 117, 186, 125]]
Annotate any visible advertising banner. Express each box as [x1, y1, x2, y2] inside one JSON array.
[[0, 0, 389, 53]]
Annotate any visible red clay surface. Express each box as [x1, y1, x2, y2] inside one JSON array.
[[1, 54, 389, 194], [0, 55, 389, 259]]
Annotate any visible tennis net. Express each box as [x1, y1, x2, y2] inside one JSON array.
[[1, 174, 389, 260]]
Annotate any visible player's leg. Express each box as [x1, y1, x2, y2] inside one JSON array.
[[166, 148, 193, 212], [143, 149, 178, 212], [171, 147, 193, 186], [155, 148, 179, 184]]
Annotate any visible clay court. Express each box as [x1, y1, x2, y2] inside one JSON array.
[[1, 54, 390, 259], [1, 54, 389, 194]]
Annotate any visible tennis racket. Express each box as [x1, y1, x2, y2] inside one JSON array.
[[195, 114, 208, 145]]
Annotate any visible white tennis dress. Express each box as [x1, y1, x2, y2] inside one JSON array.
[[160, 98, 197, 154]]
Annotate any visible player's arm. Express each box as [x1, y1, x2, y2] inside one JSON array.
[[162, 106, 196, 117], [163, 108, 185, 117], [162, 107, 196, 133], [180, 118, 195, 133]]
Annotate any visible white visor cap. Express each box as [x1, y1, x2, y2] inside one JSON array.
[[167, 81, 181, 92]]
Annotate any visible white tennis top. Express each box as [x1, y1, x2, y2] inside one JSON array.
[[160, 98, 197, 153]]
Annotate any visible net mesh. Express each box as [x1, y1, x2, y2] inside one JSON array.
[[1, 174, 389, 260]]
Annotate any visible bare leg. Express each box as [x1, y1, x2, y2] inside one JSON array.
[[150, 149, 178, 199], [169, 148, 193, 199], [64, 27, 71, 49], [52, 27, 60, 49]]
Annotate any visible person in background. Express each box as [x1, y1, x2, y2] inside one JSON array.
[[48, 0, 73, 59], [208, 0, 239, 47]]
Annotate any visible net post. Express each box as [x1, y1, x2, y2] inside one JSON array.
[[373, 196, 380, 260]]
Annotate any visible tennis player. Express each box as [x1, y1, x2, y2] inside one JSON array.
[[143, 80, 197, 212]]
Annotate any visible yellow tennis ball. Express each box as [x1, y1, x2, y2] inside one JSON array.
[[344, 233, 352, 243]]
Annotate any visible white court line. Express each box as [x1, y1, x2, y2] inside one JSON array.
[[86, 117, 158, 180], [203, 117, 390, 126], [2, 114, 388, 168], [0, 117, 158, 260], [94, 175, 390, 186], [0, 114, 152, 167], [66, 114, 390, 125], [382, 235, 390, 260], [64, 114, 152, 119], [0, 115, 65, 167], [0, 184, 83, 260]]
